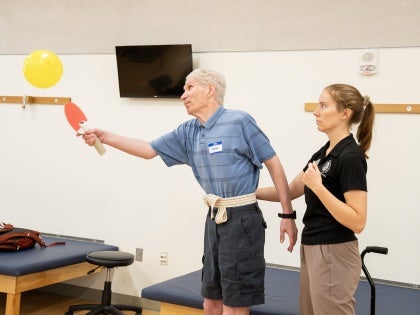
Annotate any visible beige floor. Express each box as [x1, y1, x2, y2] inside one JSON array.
[[0, 290, 159, 315]]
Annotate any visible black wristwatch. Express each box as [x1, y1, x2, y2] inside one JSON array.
[[278, 210, 296, 219]]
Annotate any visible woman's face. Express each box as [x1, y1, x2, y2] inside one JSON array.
[[314, 90, 348, 134]]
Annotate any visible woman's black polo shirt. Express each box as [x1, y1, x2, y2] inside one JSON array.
[[302, 134, 367, 245]]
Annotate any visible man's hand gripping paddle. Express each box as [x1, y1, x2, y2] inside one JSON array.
[[64, 102, 106, 155]]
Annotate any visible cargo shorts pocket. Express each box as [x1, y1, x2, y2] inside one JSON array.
[[236, 257, 265, 293]]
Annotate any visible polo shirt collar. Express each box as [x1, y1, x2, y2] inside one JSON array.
[[198, 105, 225, 129], [323, 134, 354, 157]]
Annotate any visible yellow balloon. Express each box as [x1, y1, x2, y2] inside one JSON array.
[[22, 50, 63, 88]]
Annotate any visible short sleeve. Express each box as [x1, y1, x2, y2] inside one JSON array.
[[241, 113, 276, 167], [338, 152, 367, 192], [150, 125, 190, 167]]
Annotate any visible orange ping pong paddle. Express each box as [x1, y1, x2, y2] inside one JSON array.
[[64, 102, 106, 155]]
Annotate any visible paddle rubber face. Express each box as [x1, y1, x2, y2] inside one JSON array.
[[64, 102, 88, 132], [63, 102, 106, 156]]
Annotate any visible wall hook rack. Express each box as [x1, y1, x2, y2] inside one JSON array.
[[1, 95, 71, 110], [305, 103, 420, 114]]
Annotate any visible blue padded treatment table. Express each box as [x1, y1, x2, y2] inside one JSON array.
[[142, 267, 420, 315], [0, 236, 118, 315]]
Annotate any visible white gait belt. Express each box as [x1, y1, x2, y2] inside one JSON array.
[[203, 193, 257, 224]]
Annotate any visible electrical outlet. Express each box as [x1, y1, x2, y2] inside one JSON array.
[[160, 252, 168, 265], [135, 248, 143, 262]]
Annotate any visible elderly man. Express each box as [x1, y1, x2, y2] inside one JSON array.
[[82, 68, 297, 315]]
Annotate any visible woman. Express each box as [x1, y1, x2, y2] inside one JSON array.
[[257, 84, 375, 315]]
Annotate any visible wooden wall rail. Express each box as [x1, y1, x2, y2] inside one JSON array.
[[0, 95, 71, 106], [304, 103, 420, 114]]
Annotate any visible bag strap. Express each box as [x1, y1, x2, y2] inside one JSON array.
[[45, 240, 66, 247], [27, 231, 66, 248]]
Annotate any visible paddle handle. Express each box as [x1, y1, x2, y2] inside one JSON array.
[[93, 137, 106, 155], [79, 122, 106, 156]]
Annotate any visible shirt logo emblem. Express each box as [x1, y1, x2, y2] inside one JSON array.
[[320, 160, 332, 176]]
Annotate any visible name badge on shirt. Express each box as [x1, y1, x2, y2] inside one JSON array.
[[208, 141, 223, 154]]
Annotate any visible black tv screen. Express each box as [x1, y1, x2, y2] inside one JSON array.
[[115, 44, 193, 98]]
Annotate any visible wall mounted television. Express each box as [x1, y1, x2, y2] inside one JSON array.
[[115, 44, 193, 98]]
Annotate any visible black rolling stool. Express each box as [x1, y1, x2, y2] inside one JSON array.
[[65, 250, 142, 315]]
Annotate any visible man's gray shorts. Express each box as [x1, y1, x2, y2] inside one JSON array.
[[201, 203, 267, 307]]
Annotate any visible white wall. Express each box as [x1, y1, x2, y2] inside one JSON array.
[[0, 47, 419, 298]]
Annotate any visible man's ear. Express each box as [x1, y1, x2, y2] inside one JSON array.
[[207, 84, 215, 98]]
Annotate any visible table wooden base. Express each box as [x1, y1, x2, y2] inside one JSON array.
[[0, 262, 102, 315]]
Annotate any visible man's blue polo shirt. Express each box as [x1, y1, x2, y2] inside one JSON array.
[[150, 106, 276, 197]]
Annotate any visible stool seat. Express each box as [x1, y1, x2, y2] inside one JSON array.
[[87, 250, 134, 268]]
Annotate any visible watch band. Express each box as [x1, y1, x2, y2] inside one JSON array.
[[278, 210, 296, 219]]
